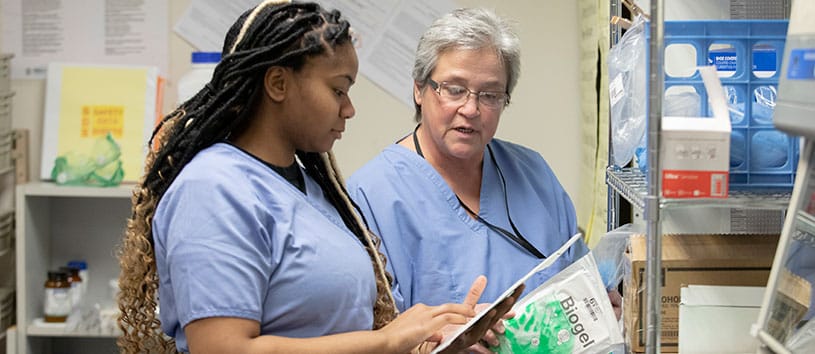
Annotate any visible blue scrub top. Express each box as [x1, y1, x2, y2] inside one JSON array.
[[153, 143, 376, 352], [347, 139, 588, 311]]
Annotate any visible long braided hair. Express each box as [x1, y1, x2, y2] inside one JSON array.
[[117, 1, 397, 352]]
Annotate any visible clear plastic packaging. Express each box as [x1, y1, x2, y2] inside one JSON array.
[[609, 15, 648, 168], [50, 133, 124, 186], [663, 90, 701, 117], [494, 253, 624, 353], [752, 85, 777, 125], [592, 223, 638, 291]]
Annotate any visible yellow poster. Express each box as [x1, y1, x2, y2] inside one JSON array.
[[42, 64, 159, 183]]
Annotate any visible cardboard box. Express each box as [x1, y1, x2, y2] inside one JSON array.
[[678, 285, 764, 354], [661, 66, 731, 198], [624, 234, 778, 353]]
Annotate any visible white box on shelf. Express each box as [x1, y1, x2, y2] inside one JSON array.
[[661, 66, 731, 198], [679, 285, 764, 354]]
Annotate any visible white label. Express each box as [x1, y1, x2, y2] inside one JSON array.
[[44, 288, 72, 317], [609, 73, 625, 107], [70, 282, 82, 307]]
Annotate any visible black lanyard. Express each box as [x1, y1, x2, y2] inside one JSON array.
[[412, 124, 546, 259]]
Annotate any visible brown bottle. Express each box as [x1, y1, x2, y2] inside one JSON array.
[[44, 270, 72, 323], [60, 266, 83, 307]]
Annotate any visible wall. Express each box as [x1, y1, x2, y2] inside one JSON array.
[[5, 0, 583, 200]]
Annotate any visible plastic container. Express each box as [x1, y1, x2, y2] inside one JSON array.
[[67, 260, 88, 298], [645, 20, 797, 190], [59, 266, 82, 308], [177, 52, 221, 105]]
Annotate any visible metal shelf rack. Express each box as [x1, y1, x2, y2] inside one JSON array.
[[607, 167, 792, 211], [606, 1, 793, 353]]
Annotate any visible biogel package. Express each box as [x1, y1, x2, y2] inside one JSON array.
[[493, 252, 623, 354]]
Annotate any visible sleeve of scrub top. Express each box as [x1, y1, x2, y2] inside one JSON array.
[[161, 179, 274, 328]]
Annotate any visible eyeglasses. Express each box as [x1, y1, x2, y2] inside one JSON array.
[[427, 79, 510, 109]]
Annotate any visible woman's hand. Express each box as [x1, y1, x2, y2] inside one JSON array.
[[608, 289, 623, 321], [436, 276, 524, 354], [377, 301, 476, 353], [461, 303, 516, 354]]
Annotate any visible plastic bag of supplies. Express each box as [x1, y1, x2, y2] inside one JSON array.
[[493, 252, 624, 354], [50, 132, 124, 187], [608, 15, 648, 168]]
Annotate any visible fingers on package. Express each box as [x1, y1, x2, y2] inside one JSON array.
[[493, 253, 623, 354]]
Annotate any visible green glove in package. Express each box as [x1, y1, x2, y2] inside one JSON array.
[[494, 253, 623, 354], [51, 133, 124, 187]]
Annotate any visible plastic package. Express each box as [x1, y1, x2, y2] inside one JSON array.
[[50, 133, 124, 187], [751, 130, 789, 168], [634, 134, 648, 174], [494, 253, 624, 353], [663, 90, 700, 117], [98, 279, 120, 334], [177, 52, 221, 105], [723, 86, 746, 124], [787, 320, 815, 352], [608, 15, 648, 168], [752, 85, 777, 125], [731, 130, 746, 168], [786, 319, 815, 352], [592, 224, 639, 291]]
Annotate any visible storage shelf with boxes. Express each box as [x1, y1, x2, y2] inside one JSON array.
[[624, 233, 779, 353]]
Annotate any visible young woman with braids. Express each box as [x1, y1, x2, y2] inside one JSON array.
[[117, 1, 521, 353]]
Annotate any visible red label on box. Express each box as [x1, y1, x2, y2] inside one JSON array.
[[662, 170, 728, 198]]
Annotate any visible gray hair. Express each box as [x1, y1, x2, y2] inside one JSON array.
[[411, 8, 521, 120]]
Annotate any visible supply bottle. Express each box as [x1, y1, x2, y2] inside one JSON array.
[[177, 51, 221, 105], [44, 270, 72, 323], [67, 260, 88, 298], [60, 266, 83, 308]]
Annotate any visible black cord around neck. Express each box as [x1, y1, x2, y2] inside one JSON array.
[[411, 124, 545, 259]]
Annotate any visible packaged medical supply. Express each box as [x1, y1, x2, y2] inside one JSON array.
[[494, 252, 623, 354], [609, 15, 648, 168], [50, 133, 124, 187]]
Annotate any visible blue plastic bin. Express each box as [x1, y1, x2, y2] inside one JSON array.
[[646, 20, 797, 190]]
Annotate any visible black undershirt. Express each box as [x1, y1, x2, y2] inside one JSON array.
[[266, 160, 306, 194], [224, 142, 306, 194]]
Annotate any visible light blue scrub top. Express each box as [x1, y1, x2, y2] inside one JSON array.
[[347, 138, 588, 311], [153, 143, 376, 352]]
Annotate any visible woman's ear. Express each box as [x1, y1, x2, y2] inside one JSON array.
[[413, 81, 424, 106], [264, 66, 288, 102]]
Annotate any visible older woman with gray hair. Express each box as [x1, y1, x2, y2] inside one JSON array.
[[348, 7, 622, 353]]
